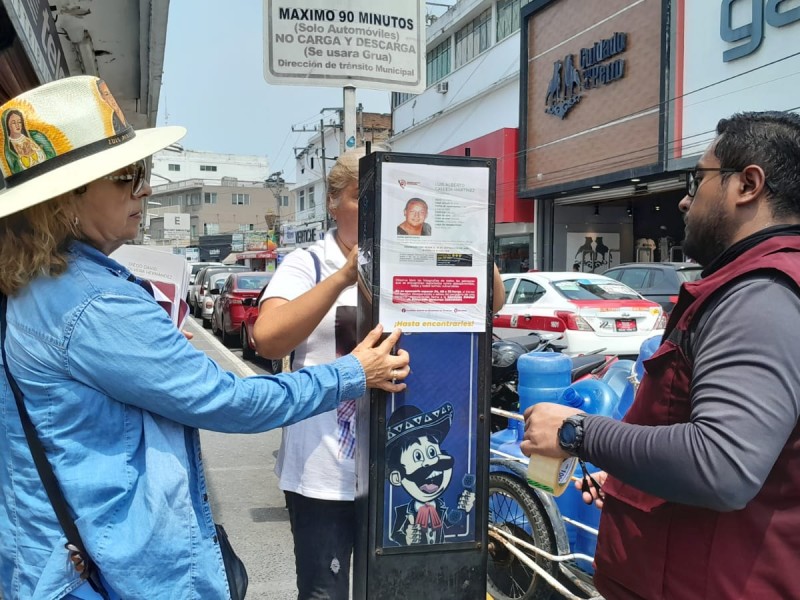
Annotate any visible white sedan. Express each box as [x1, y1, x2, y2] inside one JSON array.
[[494, 272, 665, 357]]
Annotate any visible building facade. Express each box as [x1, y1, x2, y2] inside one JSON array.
[[151, 148, 272, 185], [392, 0, 800, 272], [145, 147, 294, 268], [390, 0, 536, 273], [0, 0, 169, 131], [522, 0, 800, 271], [283, 110, 391, 249]]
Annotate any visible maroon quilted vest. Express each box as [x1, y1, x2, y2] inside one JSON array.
[[593, 236, 800, 600]]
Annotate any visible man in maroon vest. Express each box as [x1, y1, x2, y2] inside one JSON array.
[[521, 111, 800, 599]]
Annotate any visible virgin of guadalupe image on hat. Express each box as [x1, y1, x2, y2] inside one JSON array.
[[0, 76, 184, 220], [95, 79, 128, 135], [384, 401, 476, 546], [1, 107, 62, 174]]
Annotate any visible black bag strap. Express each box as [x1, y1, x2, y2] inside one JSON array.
[[0, 294, 109, 599], [307, 248, 321, 284]]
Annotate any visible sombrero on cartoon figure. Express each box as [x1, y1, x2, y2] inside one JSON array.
[[386, 402, 455, 450], [0, 75, 185, 219]]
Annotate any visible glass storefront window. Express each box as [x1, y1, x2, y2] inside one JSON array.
[[495, 235, 531, 273]]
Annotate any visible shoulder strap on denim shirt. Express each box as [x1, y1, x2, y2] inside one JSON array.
[[0, 294, 110, 600]]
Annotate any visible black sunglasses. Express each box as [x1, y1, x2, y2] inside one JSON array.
[[684, 167, 739, 198], [101, 159, 149, 195]]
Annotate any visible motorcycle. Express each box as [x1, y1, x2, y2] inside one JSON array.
[[486, 336, 653, 600]]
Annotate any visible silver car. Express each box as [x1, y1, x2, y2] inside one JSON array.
[[195, 266, 248, 326]]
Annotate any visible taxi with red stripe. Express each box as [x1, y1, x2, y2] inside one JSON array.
[[495, 272, 666, 357]]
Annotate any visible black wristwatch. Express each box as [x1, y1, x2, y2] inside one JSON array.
[[557, 413, 588, 456]]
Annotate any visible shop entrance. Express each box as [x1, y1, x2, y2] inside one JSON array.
[[551, 189, 687, 272]]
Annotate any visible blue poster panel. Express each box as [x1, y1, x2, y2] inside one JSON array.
[[382, 332, 479, 548]]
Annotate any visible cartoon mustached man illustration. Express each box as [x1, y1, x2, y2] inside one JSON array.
[[386, 402, 475, 546]]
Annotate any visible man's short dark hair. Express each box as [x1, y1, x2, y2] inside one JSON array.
[[714, 111, 800, 218], [404, 198, 428, 211]]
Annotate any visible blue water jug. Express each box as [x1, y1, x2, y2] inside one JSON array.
[[574, 461, 603, 574], [557, 379, 619, 417], [553, 379, 618, 552], [614, 335, 661, 420], [517, 352, 572, 414]]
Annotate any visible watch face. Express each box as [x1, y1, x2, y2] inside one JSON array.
[[559, 423, 577, 446]]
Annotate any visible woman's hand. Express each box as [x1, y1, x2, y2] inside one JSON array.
[[350, 325, 410, 393], [337, 245, 358, 287]]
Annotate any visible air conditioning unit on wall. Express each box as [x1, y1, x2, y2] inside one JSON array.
[[436, 81, 449, 94]]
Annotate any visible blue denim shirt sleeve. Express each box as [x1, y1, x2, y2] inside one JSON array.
[[66, 291, 366, 432]]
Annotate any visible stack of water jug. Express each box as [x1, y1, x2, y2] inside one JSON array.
[[489, 336, 661, 573]]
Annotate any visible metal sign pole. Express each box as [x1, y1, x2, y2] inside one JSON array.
[[354, 151, 495, 599], [343, 86, 357, 153]]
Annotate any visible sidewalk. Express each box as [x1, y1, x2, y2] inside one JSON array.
[[186, 318, 298, 599]]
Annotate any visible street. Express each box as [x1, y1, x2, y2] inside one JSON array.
[[184, 316, 299, 599]]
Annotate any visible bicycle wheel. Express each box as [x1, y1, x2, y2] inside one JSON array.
[[488, 473, 558, 600]]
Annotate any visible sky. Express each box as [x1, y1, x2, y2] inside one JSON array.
[[156, 0, 395, 178]]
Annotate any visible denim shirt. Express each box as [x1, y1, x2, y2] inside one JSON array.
[[0, 242, 366, 599]]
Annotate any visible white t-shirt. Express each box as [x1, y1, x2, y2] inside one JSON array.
[[261, 230, 358, 500]]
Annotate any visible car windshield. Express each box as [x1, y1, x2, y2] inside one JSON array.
[[236, 275, 271, 290], [552, 278, 641, 300], [212, 275, 228, 290], [677, 268, 702, 283]]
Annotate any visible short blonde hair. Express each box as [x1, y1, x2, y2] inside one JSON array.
[[327, 144, 390, 209], [0, 194, 81, 296]]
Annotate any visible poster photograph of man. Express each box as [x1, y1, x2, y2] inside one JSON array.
[[397, 197, 432, 236]]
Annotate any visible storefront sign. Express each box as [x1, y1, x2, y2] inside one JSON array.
[[673, 1, 800, 162], [295, 222, 322, 245], [721, 0, 800, 62], [2, 0, 69, 82], [263, 0, 425, 93], [545, 32, 627, 120]]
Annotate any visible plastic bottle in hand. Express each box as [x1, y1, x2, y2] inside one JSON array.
[[518, 352, 575, 496]]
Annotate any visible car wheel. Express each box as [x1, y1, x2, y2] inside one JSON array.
[[241, 326, 255, 360], [221, 317, 235, 347], [202, 316, 211, 329], [211, 313, 220, 336]]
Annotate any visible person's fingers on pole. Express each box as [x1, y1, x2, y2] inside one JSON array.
[[355, 323, 383, 350]]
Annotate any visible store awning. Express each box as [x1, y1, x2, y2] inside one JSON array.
[[236, 250, 277, 260], [221, 253, 239, 265]]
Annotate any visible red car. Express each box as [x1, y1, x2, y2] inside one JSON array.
[[240, 286, 283, 373], [210, 272, 272, 347]]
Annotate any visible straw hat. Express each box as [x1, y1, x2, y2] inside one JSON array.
[[0, 75, 186, 219]]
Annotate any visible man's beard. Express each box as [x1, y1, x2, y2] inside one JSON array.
[[682, 198, 734, 267]]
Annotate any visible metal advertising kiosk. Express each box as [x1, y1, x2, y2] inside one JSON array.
[[354, 151, 496, 599]]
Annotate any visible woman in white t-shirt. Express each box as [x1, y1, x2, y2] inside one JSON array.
[[253, 148, 370, 599]]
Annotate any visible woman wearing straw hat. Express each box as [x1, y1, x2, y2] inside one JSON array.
[[0, 76, 409, 600]]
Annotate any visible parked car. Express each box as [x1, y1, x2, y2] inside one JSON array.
[[211, 272, 273, 346], [241, 289, 283, 373], [187, 261, 224, 305], [195, 266, 249, 326], [494, 272, 666, 357], [602, 262, 702, 314]]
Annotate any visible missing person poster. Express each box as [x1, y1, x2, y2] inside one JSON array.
[[378, 162, 491, 333]]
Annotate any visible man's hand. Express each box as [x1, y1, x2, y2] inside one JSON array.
[[350, 325, 410, 393], [520, 403, 584, 459], [576, 470, 607, 508]]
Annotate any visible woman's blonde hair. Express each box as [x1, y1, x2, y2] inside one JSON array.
[[0, 193, 81, 296], [327, 144, 390, 209]]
